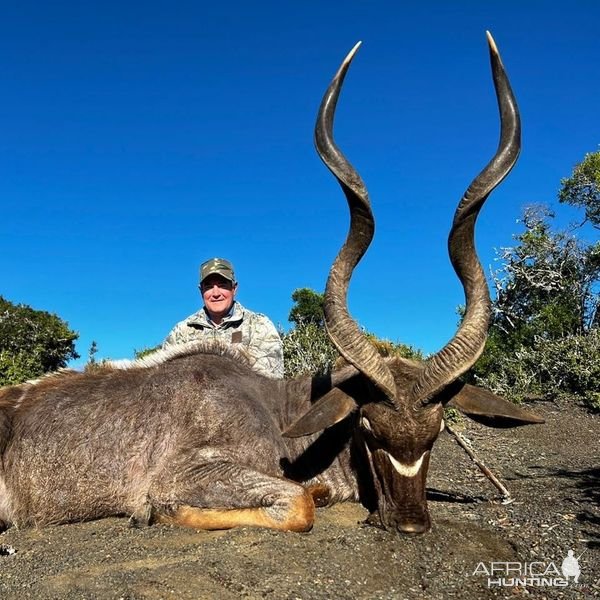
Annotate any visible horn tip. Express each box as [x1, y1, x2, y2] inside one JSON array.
[[485, 31, 499, 55], [345, 41, 362, 63]]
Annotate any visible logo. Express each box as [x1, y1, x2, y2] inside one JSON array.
[[473, 549, 587, 588], [561, 549, 581, 583]]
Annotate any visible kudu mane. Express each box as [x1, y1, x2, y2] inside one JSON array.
[[0, 341, 250, 397], [103, 340, 252, 371]]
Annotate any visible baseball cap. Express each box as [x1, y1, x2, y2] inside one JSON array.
[[199, 258, 235, 284]]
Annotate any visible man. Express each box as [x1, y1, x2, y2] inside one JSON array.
[[163, 258, 284, 379]]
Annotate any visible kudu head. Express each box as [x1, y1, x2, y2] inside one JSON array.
[[286, 33, 543, 534]]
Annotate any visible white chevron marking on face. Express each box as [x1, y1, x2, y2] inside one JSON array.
[[386, 451, 426, 478]]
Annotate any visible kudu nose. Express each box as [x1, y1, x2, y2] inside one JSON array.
[[396, 520, 429, 535], [382, 507, 431, 535]]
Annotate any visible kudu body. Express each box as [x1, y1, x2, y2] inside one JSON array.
[[0, 33, 543, 535]]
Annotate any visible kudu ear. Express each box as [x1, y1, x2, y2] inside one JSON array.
[[283, 388, 358, 438], [448, 383, 545, 428]]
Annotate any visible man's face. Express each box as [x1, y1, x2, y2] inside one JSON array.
[[200, 274, 237, 322]]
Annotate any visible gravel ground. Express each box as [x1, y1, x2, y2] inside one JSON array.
[[1, 401, 598, 599]]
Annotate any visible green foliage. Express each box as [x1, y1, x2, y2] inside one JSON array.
[[474, 330, 600, 411], [0, 296, 79, 385], [282, 322, 338, 378], [283, 288, 425, 378], [87, 340, 98, 365], [364, 333, 424, 361], [559, 150, 600, 228], [288, 288, 325, 327], [134, 345, 161, 359], [497, 206, 597, 337], [443, 407, 462, 425], [472, 205, 600, 411], [285, 288, 336, 377]]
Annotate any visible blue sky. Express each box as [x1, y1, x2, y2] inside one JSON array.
[[1, 1, 599, 366]]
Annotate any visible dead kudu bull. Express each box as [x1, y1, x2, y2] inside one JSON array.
[[0, 33, 543, 535]]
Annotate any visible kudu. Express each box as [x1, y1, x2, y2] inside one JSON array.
[[0, 33, 543, 535]]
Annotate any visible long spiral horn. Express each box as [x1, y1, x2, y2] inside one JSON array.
[[409, 31, 521, 405], [316, 42, 397, 405]]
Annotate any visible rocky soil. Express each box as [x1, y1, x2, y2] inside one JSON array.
[[1, 401, 598, 599]]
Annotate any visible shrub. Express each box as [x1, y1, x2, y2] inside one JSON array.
[[474, 329, 600, 412], [282, 322, 338, 378], [282, 321, 425, 379], [364, 333, 425, 361], [0, 296, 79, 385]]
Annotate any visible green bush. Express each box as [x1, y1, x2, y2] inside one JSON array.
[[364, 333, 424, 361], [559, 150, 600, 228], [474, 329, 600, 412], [282, 322, 338, 378], [0, 296, 79, 385], [469, 202, 599, 412], [282, 320, 426, 379], [288, 288, 325, 327]]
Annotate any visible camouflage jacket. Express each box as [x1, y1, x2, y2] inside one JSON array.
[[162, 302, 284, 379]]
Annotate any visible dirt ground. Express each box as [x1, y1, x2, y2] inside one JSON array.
[[1, 400, 598, 599]]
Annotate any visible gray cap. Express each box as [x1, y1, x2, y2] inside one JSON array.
[[199, 258, 235, 284]]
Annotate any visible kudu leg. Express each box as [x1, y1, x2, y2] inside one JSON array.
[[156, 500, 314, 532], [151, 461, 315, 532]]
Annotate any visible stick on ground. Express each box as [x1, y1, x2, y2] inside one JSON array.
[[445, 421, 512, 501]]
